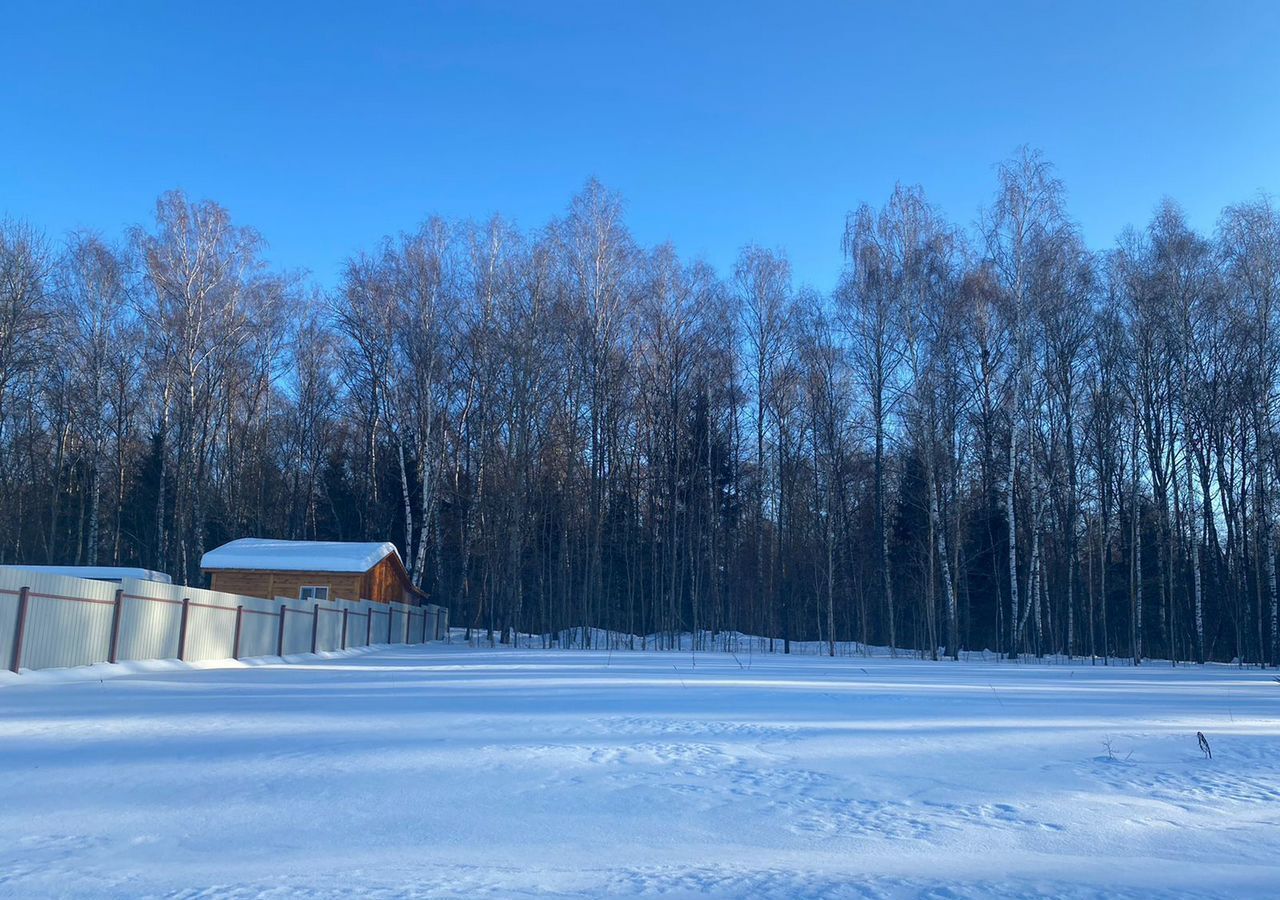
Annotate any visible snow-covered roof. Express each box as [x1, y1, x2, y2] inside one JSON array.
[[200, 538, 400, 574], [0, 565, 173, 584]]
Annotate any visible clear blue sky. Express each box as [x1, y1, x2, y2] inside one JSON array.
[[2, 1, 1278, 290]]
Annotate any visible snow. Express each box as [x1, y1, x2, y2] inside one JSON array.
[[199, 538, 399, 573], [1, 643, 1278, 898], [0, 565, 172, 583]]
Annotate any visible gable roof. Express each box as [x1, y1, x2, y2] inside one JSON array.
[[201, 538, 400, 574]]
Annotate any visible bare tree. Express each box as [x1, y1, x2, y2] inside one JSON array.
[[983, 148, 1071, 657], [839, 205, 905, 653]]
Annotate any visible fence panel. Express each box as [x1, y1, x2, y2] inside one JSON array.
[[334, 600, 362, 650], [117, 580, 183, 662], [276, 598, 315, 655], [314, 605, 340, 651], [2, 571, 117, 670], [177, 586, 245, 662], [346, 603, 372, 647], [182, 600, 237, 662], [237, 597, 281, 659], [391, 602, 414, 643]]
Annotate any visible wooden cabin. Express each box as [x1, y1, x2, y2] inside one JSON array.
[[200, 539, 427, 605]]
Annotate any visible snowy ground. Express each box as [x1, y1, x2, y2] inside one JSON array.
[[1, 643, 1278, 899]]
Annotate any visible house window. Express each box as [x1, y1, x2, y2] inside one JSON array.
[[300, 586, 329, 602]]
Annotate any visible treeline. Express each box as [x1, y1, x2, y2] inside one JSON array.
[[2, 149, 1278, 664]]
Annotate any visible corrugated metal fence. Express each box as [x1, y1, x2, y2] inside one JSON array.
[[0, 568, 450, 674]]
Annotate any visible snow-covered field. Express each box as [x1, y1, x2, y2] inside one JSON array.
[[1, 643, 1278, 899]]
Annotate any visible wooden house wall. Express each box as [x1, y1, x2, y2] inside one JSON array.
[[363, 555, 412, 604], [209, 570, 365, 602]]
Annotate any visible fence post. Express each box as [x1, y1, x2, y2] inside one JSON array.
[[277, 603, 288, 656], [311, 603, 320, 654], [9, 586, 30, 674], [341, 608, 349, 649], [177, 598, 191, 661], [232, 605, 244, 659], [366, 607, 373, 646], [108, 589, 124, 664]]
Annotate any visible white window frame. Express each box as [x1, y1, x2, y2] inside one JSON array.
[[299, 585, 329, 602]]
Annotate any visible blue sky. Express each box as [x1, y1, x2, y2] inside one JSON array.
[[2, 1, 1277, 290]]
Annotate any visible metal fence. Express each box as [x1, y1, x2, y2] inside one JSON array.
[[0, 567, 449, 674]]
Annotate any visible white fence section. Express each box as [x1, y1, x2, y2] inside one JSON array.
[[0, 567, 449, 674]]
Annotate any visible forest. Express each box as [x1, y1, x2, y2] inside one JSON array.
[[2, 148, 1277, 665]]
